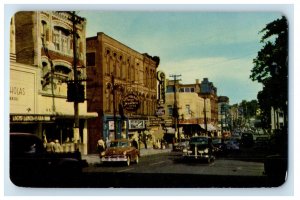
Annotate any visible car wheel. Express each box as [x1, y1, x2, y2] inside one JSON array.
[[126, 156, 131, 166], [135, 155, 139, 164], [207, 157, 211, 163]]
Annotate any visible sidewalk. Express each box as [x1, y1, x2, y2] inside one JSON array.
[[81, 147, 172, 166]]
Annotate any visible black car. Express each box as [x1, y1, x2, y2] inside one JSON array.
[[212, 138, 226, 156], [254, 136, 270, 149], [173, 138, 190, 152], [241, 132, 254, 147], [182, 136, 215, 163], [10, 133, 83, 186]]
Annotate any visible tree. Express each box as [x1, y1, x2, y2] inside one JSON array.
[[250, 16, 288, 129]]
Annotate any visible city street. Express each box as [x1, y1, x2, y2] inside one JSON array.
[[13, 148, 279, 188], [83, 152, 265, 177]]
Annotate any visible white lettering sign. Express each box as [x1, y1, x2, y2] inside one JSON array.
[[10, 69, 35, 113]]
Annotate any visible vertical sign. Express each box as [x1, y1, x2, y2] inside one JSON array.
[[157, 71, 165, 104]]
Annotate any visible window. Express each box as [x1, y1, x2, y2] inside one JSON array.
[[166, 86, 175, 93], [41, 20, 47, 39], [167, 105, 173, 116], [53, 27, 70, 54], [53, 29, 60, 50], [185, 104, 191, 115]]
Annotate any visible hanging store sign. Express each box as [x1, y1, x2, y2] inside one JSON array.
[[129, 120, 145, 130], [156, 106, 165, 116], [108, 121, 115, 130], [157, 71, 166, 104], [122, 93, 140, 112]]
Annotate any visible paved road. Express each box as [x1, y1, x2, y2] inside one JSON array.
[[83, 152, 265, 176], [13, 148, 284, 188]]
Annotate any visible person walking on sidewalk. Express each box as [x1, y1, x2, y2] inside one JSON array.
[[132, 139, 138, 149], [97, 138, 105, 154]]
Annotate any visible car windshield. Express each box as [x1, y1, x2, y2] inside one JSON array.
[[212, 139, 222, 144], [109, 141, 129, 148], [190, 137, 208, 144]]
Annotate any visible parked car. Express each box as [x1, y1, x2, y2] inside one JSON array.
[[264, 154, 287, 186], [10, 132, 83, 185], [182, 136, 215, 163], [254, 136, 270, 149], [212, 138, 226, 156], [173, 138, 190, 152], [224, 139, 240, 151], [241, 132, 254, 147], [100, 139, 140, 166]]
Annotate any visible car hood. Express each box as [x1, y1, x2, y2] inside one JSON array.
[[105, 147, 133, 155], [189, 143, 208, 150]]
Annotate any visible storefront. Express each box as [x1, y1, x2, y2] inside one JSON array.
[[10, 62, 97, 155], [102, 114, 129, 141]]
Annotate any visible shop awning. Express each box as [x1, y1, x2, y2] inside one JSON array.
[[199, 124, 217, 131], [52, 112, 98, 119], [165, 127, 175, 134]]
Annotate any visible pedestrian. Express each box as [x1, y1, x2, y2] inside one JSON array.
[[105, 137, 111, 148], [97, 138, 105, 154], [132, 138, 138, 149], [43, 135, 47, 149], [54, 139, 62, 153]]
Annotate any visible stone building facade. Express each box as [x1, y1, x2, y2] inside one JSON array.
[[10, 11, 96, 155], [86, 32, 160, 153], [164, 78, 218, 139]]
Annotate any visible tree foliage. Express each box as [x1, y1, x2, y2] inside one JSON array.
[[250, 16, 288, 128]]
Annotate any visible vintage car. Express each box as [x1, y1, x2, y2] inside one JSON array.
[[182, 136, 215, 163], [173, 138, 190, 152], [10, 132, 83, 186], [100, 139, 140, 166], [212, 138, 226, 156], [225, 138, 240, 151]]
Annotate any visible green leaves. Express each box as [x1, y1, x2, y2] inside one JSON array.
[[250, 16, 288, 129]]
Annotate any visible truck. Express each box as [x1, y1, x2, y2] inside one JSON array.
[[10, 132, 85, 186]]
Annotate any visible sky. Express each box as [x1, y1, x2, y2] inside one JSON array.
[[79, 10, 282, 105]]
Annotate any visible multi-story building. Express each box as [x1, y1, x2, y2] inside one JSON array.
[[198, 78, 219, 135], [218, 96, 230, 137], [86, 32, 160, 153], [10, 11, 96, 155], [164, 78, 218, 139]]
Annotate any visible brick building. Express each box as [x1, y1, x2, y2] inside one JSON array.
[[10, 11, 96, 155], [86, 32, 160, 153]]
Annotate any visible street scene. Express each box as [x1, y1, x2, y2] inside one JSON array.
[[8, 10, 288, 189]]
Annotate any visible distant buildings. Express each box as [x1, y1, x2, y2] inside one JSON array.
[[163, 78, 219, 139], [218, 96, 230, 136]]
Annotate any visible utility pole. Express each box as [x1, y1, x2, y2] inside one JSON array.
[[69, 11, 84, 150], [203, 97, 208, 135], [169, 74, 181, 142], [111, 73, 117, 140]]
